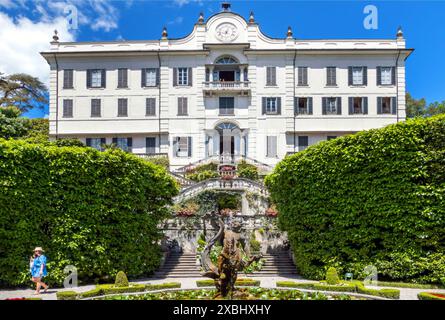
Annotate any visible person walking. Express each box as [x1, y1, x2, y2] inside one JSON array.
[[30, 247, 48, 295]]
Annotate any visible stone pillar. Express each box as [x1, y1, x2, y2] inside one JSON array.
[[209, 65, 214, 82], [241, 192, 250, 215], [240, 66, 245, 82]]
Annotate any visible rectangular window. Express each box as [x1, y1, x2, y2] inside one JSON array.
[[178, 68, 188, 86], [88, 138, 106, 151], [298, 67, 308, 86], [146, 98, 156, 116], [266, 67, 277, 86], [113, 137, 132, 152], [326, 97, 337, 114], [117, 98, 128, 117], [298, 136, 309, 151], [353, 97, 363, 114], [63, 99, 73, 118], [352, 67, 363, 85], [381, 97, 392, 114], [146, 137, 156, 154], [91, 70, 103, 88], [326, 67, 336, 86], [177, 97, 188, 116], [175, 137, 190, 157], [219, 97, 235, 115], [297, 98, 308, 114], [379, 67, 394, 85], [143, 68, 158, 87], [266, 97, 278, 114], [327, 136, 337, 141], [266, 136, 277, 158], [91, 99, 101, 117], [63, 69, 73, 89], [117, 68, 128, 88]]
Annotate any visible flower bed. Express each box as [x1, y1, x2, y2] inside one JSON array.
[[276, 281, 400, 299], [418, 292, 445, 300], [98, 288, 368, 300], [56, 282, 181, 300]]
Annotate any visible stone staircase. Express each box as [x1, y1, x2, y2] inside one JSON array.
[[155, 252, 201, 278], [155, 251, 297, 278], [250, 252, 298, 277]]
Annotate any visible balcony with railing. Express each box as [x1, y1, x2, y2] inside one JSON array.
[[203, 81, 250, 96]]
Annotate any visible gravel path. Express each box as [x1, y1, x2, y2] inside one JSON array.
[[1, 276, 443, 300]]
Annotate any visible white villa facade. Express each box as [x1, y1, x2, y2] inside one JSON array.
[[41, 4, 413, 170]]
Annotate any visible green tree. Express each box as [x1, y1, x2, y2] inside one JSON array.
[[0, 106, 28, 139], [425, 101, 445, 117], [405, 92, 426, 118], [0, 73, 48, 113]]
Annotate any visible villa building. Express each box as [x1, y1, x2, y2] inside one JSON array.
[[41, 3, 413, 170]]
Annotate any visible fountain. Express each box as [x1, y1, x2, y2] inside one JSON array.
[[200, 213, 261, 298]]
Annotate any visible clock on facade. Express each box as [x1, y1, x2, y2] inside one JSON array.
[[216, 23, 238, 42]]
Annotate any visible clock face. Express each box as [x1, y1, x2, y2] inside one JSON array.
[[216, 23, 238, 42]]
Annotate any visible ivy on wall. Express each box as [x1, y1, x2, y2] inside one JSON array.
[[0, 139, 178, 287], [265, 115, 445, 284]]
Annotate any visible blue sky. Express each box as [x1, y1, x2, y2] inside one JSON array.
[[0, 0, 444, 118]]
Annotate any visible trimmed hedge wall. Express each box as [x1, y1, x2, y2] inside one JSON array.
[[0, 139, 178, 287], [266, 115, 445, 283], [417, 292, 445, 300]]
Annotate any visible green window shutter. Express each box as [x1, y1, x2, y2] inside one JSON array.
[[101, 69, 106, 88], [308, 97, 313, 115], [376, 67, 382, 86], [86, 138, 91, 147], [377, 97, 382, 114], [156, 68, 160, 86], [173, 68, 177, 86], [86, 69, 92, 88], [188, 137, 192, 157], [348, 97, 353, 114], [322, 97, 327, 115], [262, 97, 266, 115], [188, 68, 193, 86], [294, 97, 298, 115], [391, 97, 397, 115], [277, 97, 281, 114], [141, 69, 146, 87]]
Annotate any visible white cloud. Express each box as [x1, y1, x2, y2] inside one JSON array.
[[173, 0, 203, 7], [0, 0, 16, 9], [0, 12, 75, 85]]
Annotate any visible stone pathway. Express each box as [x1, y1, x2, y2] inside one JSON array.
[[1, 276, 443, 300]]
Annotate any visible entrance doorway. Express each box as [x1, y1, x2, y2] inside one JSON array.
[[220, 135, 235, 156]]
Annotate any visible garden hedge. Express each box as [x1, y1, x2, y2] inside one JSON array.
[[417, 292, 445, 300], [0, 139, 178, 287], [266, 115, 445, 283]]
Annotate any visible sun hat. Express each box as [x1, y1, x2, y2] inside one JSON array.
[[34, 247, 44, 252]]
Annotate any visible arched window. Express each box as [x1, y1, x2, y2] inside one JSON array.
[[216, 122, 239, 131], [215, 56, 238, 65]]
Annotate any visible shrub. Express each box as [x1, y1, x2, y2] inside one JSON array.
[[196, 279, 259, 287], [326, 267, 340, 285], [276, 281, 400, 299], [237, 161, 259, 181], [0, 139, 178, 287], [266, 115, 445, 283], [56, 291, 78, 300], [79, 287, 103, 299], [98, 284, 146, 294], [418, 292, 445, 300], [145, 156, 169, 169], [145, 282, 181, 290], [249, 233, 261, 253], [115, 271, 129, 287]]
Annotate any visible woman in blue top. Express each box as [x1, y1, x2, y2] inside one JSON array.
[[30, 247, 48, 295]]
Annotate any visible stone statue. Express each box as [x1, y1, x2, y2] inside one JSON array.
[[200, 213, 261, 298]]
